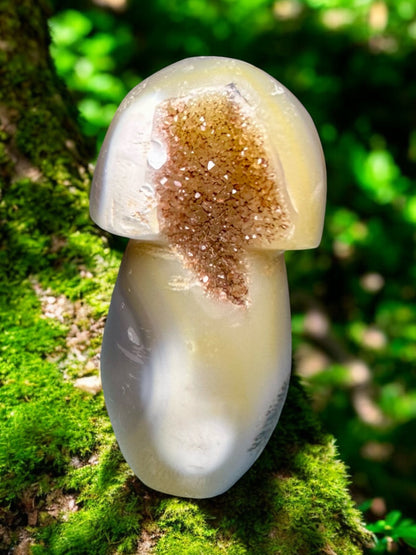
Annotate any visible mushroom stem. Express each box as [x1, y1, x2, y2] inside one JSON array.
[[101, 241, 291, 498]]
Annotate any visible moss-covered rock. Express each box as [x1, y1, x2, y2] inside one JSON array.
[[0, 1, 373, 553]]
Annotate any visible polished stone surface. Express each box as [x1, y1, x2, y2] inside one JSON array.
[[90, 56, 326, 497], [101, 242, 291, 497]]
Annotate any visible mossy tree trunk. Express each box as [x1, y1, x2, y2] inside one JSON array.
[[0, 1, 374, 553]]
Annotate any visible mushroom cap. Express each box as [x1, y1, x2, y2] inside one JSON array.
[[90, 56, 326, 250]]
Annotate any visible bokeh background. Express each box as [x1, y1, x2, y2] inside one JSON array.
[[48, 0, 416, 538]]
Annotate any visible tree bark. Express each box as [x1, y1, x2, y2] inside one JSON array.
[[0, 1, 374, 553]]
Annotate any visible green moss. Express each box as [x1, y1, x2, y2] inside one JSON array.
[[0, 2, 373, 553], [155, 499, 246, 554], [33, 447, 143, 555], [0, 283, 100, 490], [0, 4, 124, 552], [161, 380, 373, 555], [156, 535, 232, 555], [269, 439, 367, 554]]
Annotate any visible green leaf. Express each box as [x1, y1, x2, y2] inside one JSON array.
[[404, 195, 416, 224], [394, 522, 416, 540], [385, 510, 402, 527], [367, 520, 386, 533], [49, 10, 93, 46], [352, 147, 407, 205]]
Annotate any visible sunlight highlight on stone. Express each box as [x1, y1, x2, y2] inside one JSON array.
[[90, 57, 326, 498]]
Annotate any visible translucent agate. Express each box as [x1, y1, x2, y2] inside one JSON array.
[[90, 57, 326, 498]]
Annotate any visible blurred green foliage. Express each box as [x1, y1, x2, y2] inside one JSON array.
[[49, 8, 138, 143], [48, 0, 416, 548], [366, 509, 416, 552]]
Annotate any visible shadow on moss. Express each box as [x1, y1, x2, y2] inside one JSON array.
[[124, 378, 373, 555]]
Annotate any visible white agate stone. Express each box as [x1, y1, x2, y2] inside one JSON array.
[[90, 57, 326, 498], [102, 243, 291, 498]]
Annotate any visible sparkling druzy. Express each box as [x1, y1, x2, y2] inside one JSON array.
[[90, 57, 326, 498], [151, 86, 293, 305]]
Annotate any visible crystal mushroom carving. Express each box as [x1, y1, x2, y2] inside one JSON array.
[[90, 57, 326, 498]]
